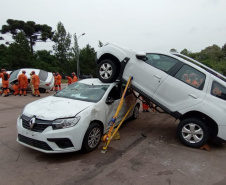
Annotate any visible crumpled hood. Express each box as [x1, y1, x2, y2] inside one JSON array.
[[23, 96, 94, 120]]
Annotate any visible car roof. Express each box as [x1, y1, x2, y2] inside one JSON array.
[[79, 78, 117, 86]]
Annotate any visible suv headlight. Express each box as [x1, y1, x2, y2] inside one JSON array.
[[52, 117, 80, 130]]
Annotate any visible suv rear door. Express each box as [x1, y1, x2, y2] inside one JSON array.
[[153, 64, 208, 112]]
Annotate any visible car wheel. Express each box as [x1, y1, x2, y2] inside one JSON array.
[[131, 103, 140, 120], [177, 118, 209, 148], [39, 88, 46, 93], [97, 59, 118, 83], [82, 122, 103, 152]]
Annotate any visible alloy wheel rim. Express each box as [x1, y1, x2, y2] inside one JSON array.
[[88, 127, 101, 148], [182, 123, 204, 143], [99, 63, 113, 79]]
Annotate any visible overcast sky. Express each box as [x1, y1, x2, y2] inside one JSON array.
[[0, 0, 225, 53]]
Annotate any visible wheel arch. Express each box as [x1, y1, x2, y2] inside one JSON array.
[[89, 120, 104, 134], [97, 53, 121, 69], [179, 111, 219, 139]]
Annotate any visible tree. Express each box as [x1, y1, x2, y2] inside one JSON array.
[[79, 44, 97, 77], [0, 19, 53, 54], [170, 48, 177, 53], [52, 22, 72, 73]]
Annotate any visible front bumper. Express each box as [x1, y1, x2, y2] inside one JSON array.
[[16, 116, 87, 153]]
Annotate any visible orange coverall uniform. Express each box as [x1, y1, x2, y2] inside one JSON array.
[[55, 74, 62, 91], [32, 74, 40, 96], [0, 72, 10, 96], [66, 76, 72, 85], [72, 75, 78, 83], [12, 84, 19, 95], [18, 73, 28, 95]]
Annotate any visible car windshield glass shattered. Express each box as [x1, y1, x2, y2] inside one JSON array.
[[54, 82, 109, 102]]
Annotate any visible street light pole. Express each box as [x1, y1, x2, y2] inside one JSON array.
[[77, 33, 85, 80]]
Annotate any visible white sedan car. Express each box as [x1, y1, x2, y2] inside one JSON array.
[[17, 78, 140, 153], [1, 68, 54, 93]]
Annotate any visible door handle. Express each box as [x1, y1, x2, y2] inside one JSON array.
[[154, 75, 162, 79], [189, 94, 198, 99]]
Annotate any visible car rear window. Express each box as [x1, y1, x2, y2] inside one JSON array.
[[39, 70, 48, 81], [9, 69, 20, 81], [211, 81, 226, 101]]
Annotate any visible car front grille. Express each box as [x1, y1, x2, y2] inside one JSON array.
[[21, 114, 51, 132], [18, 134, 53, 151]]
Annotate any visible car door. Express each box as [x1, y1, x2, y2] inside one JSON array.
[[123, 53, 178, 98], [153, 64, 208, 112], [104, 84, 126, 130]]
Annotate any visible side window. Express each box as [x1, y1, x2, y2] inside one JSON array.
[[145, 54, 178, 72], [108, 84, 121, 100], [174, 65, 206, 90], [211, 81, 226, 101]]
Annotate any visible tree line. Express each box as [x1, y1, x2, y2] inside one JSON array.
[[0, 19, 226, 77]]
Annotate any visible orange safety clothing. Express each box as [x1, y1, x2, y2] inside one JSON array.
[[18, 73, 28, 95], [72, 75, 78, 83], [55, 74, 62, 86], [12, 84, 19, 95], [0, 72, 10, 95], [66, 76, 72, 85], [32, 74, 40, 96]]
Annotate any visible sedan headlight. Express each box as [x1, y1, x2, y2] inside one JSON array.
[[52, 117, 80, 130]]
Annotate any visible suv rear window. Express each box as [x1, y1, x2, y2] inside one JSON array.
[[174, 65, 206, 90], [39, 70, 48, 81], [211, 81, 226, 101]]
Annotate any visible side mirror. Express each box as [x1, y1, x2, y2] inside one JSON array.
[[106, 97, 115, 104], [136, 51, 146, 61]]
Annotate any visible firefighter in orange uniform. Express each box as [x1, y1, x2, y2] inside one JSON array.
[[72, 72, 78, 83], [0, 69, 10, 97], [55, 72, 62, 91], [18, 70, 28, 96], [31, 71, 40, 97], [65, 76, 72, 85], [12, 82, 19, 95]]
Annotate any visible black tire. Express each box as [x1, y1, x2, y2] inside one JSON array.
[[39, 88, 46, 93], [97, 59, 118, 83], [131, 103, 140, 120], [177, 118, 209, 148], [82, 122, 103, 152]]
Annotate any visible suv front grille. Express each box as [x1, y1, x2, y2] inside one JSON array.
[[21, 114, 52, 132], [18, 134, 52, 151]]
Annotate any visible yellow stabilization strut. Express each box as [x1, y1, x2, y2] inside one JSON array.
[[101, 76, 134, 153]]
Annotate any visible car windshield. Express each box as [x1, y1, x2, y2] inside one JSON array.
[[54, 82, 110, 102]]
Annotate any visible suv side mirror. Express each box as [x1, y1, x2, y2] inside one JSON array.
[[106, 97, 115, 104], [136, 51, 146, 61]]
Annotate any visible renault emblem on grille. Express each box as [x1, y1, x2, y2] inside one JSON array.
[[29, 116, 36, 129]]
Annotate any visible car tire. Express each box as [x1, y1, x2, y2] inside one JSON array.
[[97, 59, 118, 83], [82, 122, 103, 152], [39, 88, 46, 93], [177, 118, 209, 148], [131, 103, 140, 120]]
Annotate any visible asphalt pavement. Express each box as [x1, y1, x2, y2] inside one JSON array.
[[0, 85, 226, 185]]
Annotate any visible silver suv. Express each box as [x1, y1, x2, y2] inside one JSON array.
[[96, 43, 226, 148]]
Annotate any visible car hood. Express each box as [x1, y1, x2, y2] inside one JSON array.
[[23, 96, 95, 120]]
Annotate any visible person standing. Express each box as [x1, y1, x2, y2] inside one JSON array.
[[0, 69, 10, 97], [18, 70, 28, 96], [65, 76, 72, 85], [29, 72, 35, 96], [55, 72, 62, 91], [31, 71, 40, 97], [72, 72, 78, 83]]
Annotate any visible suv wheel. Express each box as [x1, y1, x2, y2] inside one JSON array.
[[131, 103, 140, 120], [177, 118, 209, 148], [82, 123, 103, 152], [97, 59, 118, 83]]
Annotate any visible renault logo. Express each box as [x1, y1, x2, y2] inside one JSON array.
[[29, 116, 36, 129]]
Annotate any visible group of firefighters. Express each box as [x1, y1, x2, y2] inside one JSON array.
[[0, 69, 41, 97], [51, 72, 78, 91]]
